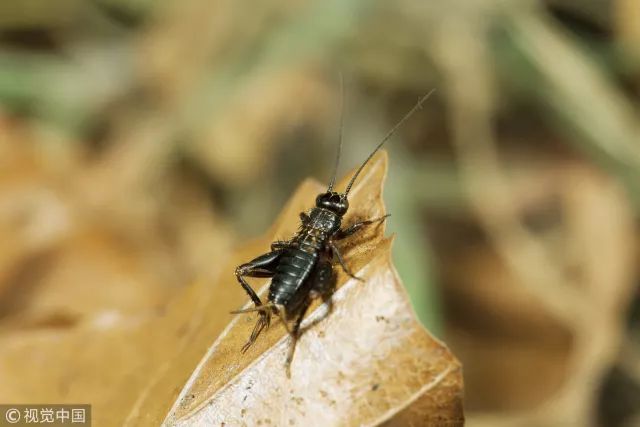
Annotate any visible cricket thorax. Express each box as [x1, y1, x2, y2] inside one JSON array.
[[294, 208, 340, 253], [307, 207, 341, 233]]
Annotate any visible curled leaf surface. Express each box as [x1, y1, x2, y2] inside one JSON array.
[[164, 151, 464, 426]]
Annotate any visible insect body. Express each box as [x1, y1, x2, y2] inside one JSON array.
[[232, 89, 434, 376]]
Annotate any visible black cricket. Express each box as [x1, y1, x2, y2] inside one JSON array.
[[231, 89, 433, 376]]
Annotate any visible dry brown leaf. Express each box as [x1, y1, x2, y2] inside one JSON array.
[[158, 151, 464, 426], [0, 145, 462, 426], [0, 124, 174, 329], [0, 119, 230, 426]]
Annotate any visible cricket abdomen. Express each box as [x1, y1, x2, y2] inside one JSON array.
[[269, 248, 318, 306]]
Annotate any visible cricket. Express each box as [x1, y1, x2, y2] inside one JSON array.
[[231, 88, 434, 376]]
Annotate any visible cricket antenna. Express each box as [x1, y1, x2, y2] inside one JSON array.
[[344, 89, 435, 195], [327, 74, 345, 192]]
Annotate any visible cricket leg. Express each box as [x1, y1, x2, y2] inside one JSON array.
[[285, 300, 311, 378], [329, 240, 363, 282], [284, 255, 337, 376], [303, 258, 336, 331], [299, 212, 311, 223], [234, 250, 283, 307], [234, 250, 284, 352], [335, 214, 391, 240], [271, 240, 294, 251]]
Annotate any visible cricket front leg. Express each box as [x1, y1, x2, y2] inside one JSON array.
[[330, 215, 390, 282], [335, 214, 391, 240]]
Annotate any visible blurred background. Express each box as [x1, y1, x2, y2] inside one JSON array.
[[0, 0, 639, 426]]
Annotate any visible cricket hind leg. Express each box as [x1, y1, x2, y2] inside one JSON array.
[[241, 308, 272, 353], [230, 303, 277, 314], [284, 300, 311, 378], [233, 303, 289, 353], [234, 250, 283, 307], [285, 258, 335, 376], [271, 240, 294, 251], [303, 259, 337, 331], [231, 303, 278, 352], [233, 250, 284, 352]]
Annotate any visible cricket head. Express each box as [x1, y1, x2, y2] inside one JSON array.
[[315, 191, 349, 216]]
